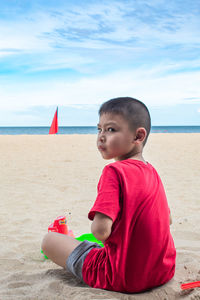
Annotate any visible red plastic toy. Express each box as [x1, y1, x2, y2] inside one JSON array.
[[48, 216, 74, 237], [181, 281, 200, 290]]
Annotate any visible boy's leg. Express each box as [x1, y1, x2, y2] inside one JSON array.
[[41, 232, 81, 268]]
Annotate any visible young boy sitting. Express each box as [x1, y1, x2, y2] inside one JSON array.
[[42, 97, 176, 293]]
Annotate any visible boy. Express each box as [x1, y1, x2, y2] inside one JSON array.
[[42, 97, 176, 293]]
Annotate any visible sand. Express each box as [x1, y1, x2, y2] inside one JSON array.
[[0, 133, 200, 300]]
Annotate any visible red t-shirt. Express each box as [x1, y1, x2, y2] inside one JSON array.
[[82, 159, 176, 293]]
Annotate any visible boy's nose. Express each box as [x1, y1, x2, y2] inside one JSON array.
[[99, 132, 106, 142]]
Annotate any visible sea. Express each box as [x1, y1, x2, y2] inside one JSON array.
[[0, 126, 200, 135]]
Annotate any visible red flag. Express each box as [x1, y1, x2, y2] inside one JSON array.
[[49, 107, 58, 134]]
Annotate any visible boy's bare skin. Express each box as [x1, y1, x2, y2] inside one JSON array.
[[41, 112, 172, 269], [97, 113, 146, 162]]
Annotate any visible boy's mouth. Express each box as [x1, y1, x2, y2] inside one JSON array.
[[98, 144, 106, 151]]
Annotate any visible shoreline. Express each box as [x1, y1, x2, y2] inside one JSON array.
[[1, 125, 200, 135]]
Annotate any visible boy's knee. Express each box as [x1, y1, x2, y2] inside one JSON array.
[[41, 232, 55, 253]]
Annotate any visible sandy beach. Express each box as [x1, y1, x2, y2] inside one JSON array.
[[0, 133, 200, 300]]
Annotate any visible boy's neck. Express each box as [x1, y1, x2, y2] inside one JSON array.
[[115, 149, 146, 164], [128, 154, 147, 164]]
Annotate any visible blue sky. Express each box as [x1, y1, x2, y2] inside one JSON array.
[[0, 0, 200, 126]]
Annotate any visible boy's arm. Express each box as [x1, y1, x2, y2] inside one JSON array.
[[170, 213, 172, 225], [91, 212, 113, 243]]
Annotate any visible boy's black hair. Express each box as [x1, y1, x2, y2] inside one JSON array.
[[98, 97, 151, 146]]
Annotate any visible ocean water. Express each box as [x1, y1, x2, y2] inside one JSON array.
[[0, 126, 200, 135]]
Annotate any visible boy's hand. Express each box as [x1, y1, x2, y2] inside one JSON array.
[[91, 212, 113, 243]]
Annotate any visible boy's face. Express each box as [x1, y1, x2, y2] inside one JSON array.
[[97, 113, 137, 161]]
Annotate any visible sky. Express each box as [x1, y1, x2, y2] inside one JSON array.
[[0, 0, 200, 126]]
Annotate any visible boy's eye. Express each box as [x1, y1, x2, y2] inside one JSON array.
[[97, 127, 116, 133], [107, 127, 115, 132]]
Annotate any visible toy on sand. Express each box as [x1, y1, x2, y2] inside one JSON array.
[[180, 281, 200, 290], [76, 233, 104, 247], [48, 216, 75, 237], [41, 215, 103, 259]]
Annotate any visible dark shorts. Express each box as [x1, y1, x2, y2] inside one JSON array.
[[66, 240, 101, 282]]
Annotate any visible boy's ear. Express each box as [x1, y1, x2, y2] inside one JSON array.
[[133, 128, 147, 143]]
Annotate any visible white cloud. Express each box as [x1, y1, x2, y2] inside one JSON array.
[[0, 1, 200, 57], [0, 68, 199, 111]]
